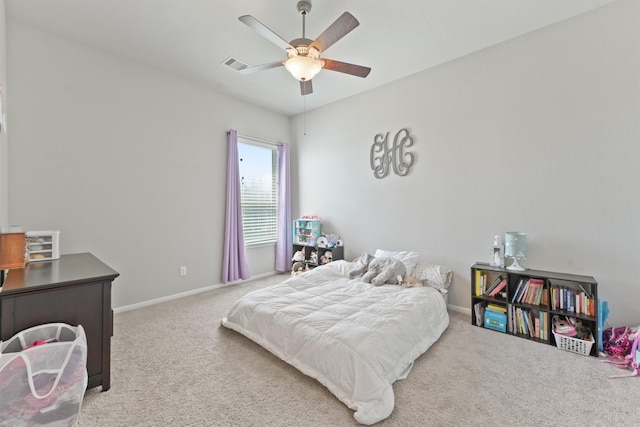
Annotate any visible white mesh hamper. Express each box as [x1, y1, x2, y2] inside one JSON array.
[[0, 323, 88, 426]]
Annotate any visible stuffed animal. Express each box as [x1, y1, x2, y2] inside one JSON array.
[[361, 257, 407, 286], [309, 250, 318, 265], [291, 261, 307, 276], [402, 276, 424, 288], [325, 234, 340, 248], [348, 252, 375, 278], [292, 250, 305, 262]]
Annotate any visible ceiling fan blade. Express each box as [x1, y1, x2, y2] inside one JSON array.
[[238, 61, 285, 74], [300, 80, 313, 96], [239, 15, 294, 51], [322, 59, 371, 78], [309, 12, 359, 54]]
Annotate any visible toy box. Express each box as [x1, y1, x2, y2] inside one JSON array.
[[484, 309, 507, 333]]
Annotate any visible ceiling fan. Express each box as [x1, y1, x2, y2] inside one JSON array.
[[237, 0, 371, 96]]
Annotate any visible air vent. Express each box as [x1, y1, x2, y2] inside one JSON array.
[[222, 56, 249, 72]]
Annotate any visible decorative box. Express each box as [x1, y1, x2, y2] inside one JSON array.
[[0, 232, 27, 269], [26, 230, 60, 262], [484, 309, 507, 333]]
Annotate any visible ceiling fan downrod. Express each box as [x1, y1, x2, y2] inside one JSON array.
[[297, 0, 312, 39]]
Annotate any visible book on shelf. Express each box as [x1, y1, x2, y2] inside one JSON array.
[[488, 278, 507, 297], [550, 283, 595, 316], [526, 310, 535, 337], [484, 275, 504, 296], [511, 279, 524, 303], [525, 279, 541, 304], [475, 270, 483, 296], [473, 302, 485, 326], [486, 303, 507, 313], [511, 278, 546, 306], [511, 306, 545, 339], [541, 311, 549, 340]]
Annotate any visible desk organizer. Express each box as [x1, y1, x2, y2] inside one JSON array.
[[26, 230, 60, 262]]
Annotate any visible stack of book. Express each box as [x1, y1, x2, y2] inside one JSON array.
[[509, 306, 549, 340], [550, 283, 595, 316], [511, 278, 547, 306], [475, 273, 507, 298]]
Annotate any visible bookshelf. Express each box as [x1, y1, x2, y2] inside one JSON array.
[[471, 262, 599, 357]]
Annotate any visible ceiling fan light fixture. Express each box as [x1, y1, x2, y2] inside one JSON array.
[[285, 55, 322, 81]]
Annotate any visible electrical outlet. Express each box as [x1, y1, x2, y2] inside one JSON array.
[[179, 266, 187, 277]]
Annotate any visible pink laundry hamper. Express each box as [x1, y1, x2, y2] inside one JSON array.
[[0, 323, 88, 426]]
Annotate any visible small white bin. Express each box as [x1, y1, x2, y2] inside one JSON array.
[[0, 323, 88, 426], [26, 230, 60, 262]]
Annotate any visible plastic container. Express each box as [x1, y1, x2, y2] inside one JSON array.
[[552, 331, 594, 356], [484, 309, 507, 333], [26, 230, 60, 262], [0, 323, 88, 425]]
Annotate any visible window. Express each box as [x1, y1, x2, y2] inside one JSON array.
[[238, 139, 278, 245]]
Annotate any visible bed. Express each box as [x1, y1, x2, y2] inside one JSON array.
[[221, 254, 450, 425]]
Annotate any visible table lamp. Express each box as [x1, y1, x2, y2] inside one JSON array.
[[504, 232, 526, 271]]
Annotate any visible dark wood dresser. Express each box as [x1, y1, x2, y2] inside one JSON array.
[[0, 252, 119, 391]]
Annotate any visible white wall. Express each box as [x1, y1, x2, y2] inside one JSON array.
[[0, 0, 8, 231], [290, 0, 640, 326], [6, 21, 289, 308]]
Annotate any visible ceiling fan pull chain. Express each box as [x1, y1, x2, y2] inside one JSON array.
[[303, 95, 307, 136]]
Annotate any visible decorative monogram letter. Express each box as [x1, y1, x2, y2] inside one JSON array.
[[370, 128, 415, 179]]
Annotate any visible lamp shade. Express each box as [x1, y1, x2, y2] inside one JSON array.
[[284, 56, 322, 81], [504, 232, 526, 270]]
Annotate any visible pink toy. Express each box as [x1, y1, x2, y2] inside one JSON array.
[[603, 327, 640, 379]]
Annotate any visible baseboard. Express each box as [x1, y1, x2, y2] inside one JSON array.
[[447, 303, 470, 315], [115, 272, 472, 316], [114, 271, 280, 314]]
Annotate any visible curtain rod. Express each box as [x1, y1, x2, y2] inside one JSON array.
[[237, 133, 282, 147]]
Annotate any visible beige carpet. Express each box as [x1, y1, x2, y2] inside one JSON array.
[[78, 274, 638, 426]]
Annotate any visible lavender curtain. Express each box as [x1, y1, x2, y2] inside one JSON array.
[[275, 143, 292, 272], [222, 129, 250, 283]]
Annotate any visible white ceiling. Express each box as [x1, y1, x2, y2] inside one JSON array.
[[5, 0, 616, 117]]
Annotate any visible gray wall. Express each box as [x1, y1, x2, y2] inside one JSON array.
[[6, 20, 289, 308], [290, 0, 639, 326], [4, 1, 639, 327], [0, 1, 8, 231]]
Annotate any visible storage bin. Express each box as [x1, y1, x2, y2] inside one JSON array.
[[484, 309, 507, 333], [552, 331, 594, 356], [26, 230, 60, 262], [0, 323, 88, 426]]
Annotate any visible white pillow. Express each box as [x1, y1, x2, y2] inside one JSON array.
[[374, 249, 422, 276], [411, 262, 452, 290]]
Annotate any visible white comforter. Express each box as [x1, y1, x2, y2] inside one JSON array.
[[221, 261, 449, 425]]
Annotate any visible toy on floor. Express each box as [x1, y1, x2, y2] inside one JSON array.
[[603, 326, 640, 378]]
